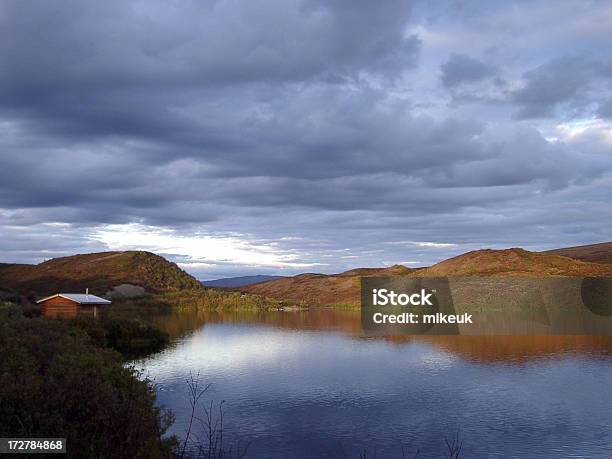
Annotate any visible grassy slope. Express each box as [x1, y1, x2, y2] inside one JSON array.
[[247, 248, 612, 306], [414, 247, 612, 277], [2, 243, 611, 306], [541, 242, 612, 264], [0, 251, 202, 296], [245, 264, 412, 306]]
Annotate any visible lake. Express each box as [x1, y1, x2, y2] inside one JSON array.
[[134, 309, 612, 458]]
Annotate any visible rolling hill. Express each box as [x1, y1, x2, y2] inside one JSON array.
[[0, 251, 202, 297], [541, 242, 612, 265], [414, 247, 612, 277], [245, 264, 413, 306], [2, 242, 610, 306], [246, 246, 612, 306]]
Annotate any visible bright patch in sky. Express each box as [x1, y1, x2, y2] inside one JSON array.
[[555, 119, 612, 142], [389, 241, 458, 248], [92, 224, 318, 270]]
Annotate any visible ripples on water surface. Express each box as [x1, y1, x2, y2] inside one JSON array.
[[134, 309, 612, 458]]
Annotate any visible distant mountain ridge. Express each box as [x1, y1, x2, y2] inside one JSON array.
[[0, 251, 202, 297], [202, 275, 285, 288]]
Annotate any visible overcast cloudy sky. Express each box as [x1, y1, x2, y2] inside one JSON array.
[[1, 0, 611, 279]]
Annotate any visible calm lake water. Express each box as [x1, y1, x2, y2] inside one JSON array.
[[134, 309, 612, 458]]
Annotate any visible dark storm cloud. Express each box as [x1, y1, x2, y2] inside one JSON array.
[[440, 53, 494, 88], [0, 0, 421, 164], [511, 56, 597, 119], [0, 0, 419, 94], [0, 0, 611, 276]]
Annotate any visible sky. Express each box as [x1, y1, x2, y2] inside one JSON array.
[[1, 0, 611, 280]]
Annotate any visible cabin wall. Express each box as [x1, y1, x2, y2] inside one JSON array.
[[41, 296, 79, 317]]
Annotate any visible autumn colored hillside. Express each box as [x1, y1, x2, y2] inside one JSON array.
[[0, 251, 202, 297], [1, 243, 611, 306], [414, 248, 612, 277], [247, 245, 612, 306], [541, 242, 612, 265], [246, 264, 412, 306]]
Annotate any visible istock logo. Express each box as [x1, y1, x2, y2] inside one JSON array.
[[372, 288, 434, 306], [361, 277, 459, 336], [362, 276, 612, 337]]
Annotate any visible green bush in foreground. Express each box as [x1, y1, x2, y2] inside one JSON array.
[[0, 306, 176, 458]]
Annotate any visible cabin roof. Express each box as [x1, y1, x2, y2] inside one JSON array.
[[36, 293, 112, 305]]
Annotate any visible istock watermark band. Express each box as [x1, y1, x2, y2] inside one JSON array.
[[360, 277, 612, 336]]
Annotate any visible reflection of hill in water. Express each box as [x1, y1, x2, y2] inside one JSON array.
[[384, 335, 612, 363], [117, 307, 612, 364]]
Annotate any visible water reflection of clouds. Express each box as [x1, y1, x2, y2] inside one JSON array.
[[143, 324, 461, 387]]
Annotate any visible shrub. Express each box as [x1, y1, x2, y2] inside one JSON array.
[[102, 317, 170, 356], [0, 308, 176, 458], [69, 315, 170, 358]]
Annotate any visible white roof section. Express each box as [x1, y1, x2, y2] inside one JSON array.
[[37, 293, 112, 305]]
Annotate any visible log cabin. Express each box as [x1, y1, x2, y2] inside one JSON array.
[[37, 289, 111, 318]]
